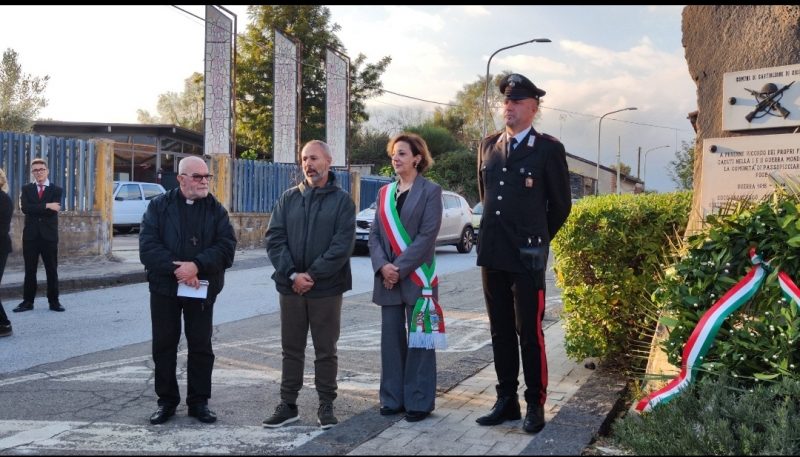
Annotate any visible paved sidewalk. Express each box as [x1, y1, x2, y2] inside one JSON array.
[[348, 321, 596, 456]]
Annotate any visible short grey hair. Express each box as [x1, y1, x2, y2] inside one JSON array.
[[301, 140, 332, 159]]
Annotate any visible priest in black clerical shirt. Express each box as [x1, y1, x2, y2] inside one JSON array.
[[139, 156, 237, 426]]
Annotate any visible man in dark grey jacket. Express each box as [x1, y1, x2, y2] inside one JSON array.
[[139, 156, 236, 426], [264, 140, 355, 430]]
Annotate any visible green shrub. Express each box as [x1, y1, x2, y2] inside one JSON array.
[[551, 191, 691, 363], [655, 191, 800, 386], [613, 376, 800, 455]]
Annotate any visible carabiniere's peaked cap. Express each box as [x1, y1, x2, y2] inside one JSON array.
[[499, 73, 546, 100]]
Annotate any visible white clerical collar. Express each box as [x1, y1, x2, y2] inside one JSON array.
[[185, 199, 195, 205]]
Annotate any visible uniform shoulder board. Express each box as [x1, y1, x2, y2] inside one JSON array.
[[537, 132, 561, 143], [484, 131, 504, 147]]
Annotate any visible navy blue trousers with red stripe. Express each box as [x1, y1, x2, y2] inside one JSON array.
[[481, 267, 548, 406]]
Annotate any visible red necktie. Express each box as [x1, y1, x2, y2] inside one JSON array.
[[38, 185, 44, 199]]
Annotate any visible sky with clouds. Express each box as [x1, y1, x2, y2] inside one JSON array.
[[0, 5, 695, 193]]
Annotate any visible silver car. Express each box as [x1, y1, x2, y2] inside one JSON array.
[[355, 190, 475, 254]]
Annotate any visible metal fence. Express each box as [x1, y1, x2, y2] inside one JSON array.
[[0, 131, 96, 212], [230, 159, 352, 213]]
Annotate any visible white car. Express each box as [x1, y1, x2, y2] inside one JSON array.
[[113, 181, 166, 233], [355, 190, 475, 254], [471, 202, 483, 243]]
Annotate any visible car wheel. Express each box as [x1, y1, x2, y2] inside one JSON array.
[[456, 226, 474, 253]]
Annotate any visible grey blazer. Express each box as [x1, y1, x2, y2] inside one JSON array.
[[369, 175, 443, 307]]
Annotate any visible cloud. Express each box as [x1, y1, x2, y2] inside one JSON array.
[[461, 5, 490, 16]]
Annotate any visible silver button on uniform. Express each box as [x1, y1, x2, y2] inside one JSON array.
[[497, 195, 503, 200], [495, 210, 501, 215]]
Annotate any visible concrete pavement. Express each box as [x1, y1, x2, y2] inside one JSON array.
[[0, 235, 626, 455]]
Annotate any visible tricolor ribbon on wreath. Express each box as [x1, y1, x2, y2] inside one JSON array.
[[636, 247, 800, 412], [378, 182, 447, 350]]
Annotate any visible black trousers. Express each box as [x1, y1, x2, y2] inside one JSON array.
[[0, 250, 8, 325], [22, 238, 59, 303], [150, 292, 215, 407], [481, 267, 548, 406]]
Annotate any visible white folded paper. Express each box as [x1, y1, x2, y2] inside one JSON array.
[[177, 280, 209, 299]]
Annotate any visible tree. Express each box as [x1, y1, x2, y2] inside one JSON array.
[[433, 71, 541, 148], [350, 125, 391, 172], [0, 48, 49, 132], [406, 122, 479, 202], [610, 162, 632, 176], [137, 72, 204, 132], [236, 5, 390, 160], [668, 140, 695, 190]]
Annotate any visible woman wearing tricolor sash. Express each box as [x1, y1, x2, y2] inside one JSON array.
[[369, 133, 444, 423]]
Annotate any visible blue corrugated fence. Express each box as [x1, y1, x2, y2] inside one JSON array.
[[0, 131, 96, 212], [231, 159, 353, 213]]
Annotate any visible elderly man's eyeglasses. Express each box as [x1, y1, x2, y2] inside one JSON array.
[[31, 168, 47, 173], [181, 173, 213, 182]]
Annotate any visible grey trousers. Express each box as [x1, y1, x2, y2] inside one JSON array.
[[279, 293, 342, 404], [380, 303, 437, 413]]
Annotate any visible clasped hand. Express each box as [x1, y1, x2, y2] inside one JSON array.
[[173, 261, 200, 288], [292, 272, 314, 295], [381, 263, 400, 289]]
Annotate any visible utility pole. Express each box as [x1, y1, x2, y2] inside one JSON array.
[[636, 146, 641, 179]]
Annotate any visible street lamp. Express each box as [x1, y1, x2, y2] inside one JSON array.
[[643, 145, 670, 191], [595, 107, 637, 195], [482, 38, 551, 139]]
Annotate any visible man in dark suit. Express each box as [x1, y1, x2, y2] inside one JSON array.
[[475, 73, 572, 434], [13, 158, 64, 313]]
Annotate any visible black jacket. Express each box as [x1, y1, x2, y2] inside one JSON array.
[[476, 128, 572, 272], [20, 182, 62, 242], [0, 190, 11, 255], [139, 188, 237, 298], [266, 172, 355, 298]]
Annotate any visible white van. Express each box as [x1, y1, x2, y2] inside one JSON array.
[[113, 181, 166, 233]]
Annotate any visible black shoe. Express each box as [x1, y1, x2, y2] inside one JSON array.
[[476, 395, 521, 425], [12, 302, 33, 313], [523, 404, 545, 434], [49, 302, 65, 312], [0, 324, 12, 337], [188, 404, 217, 423], [149, 405, 176, 425], [404, 410, 430, 422], [380, 406, 405, 416]]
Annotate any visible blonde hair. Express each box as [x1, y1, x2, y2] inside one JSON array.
[[0, 168, 8, 193]]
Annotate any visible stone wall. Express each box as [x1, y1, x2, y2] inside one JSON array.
[[7, 212, 108, 267], [230, 213, 270, 250], [683, 5, 800, 232]]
